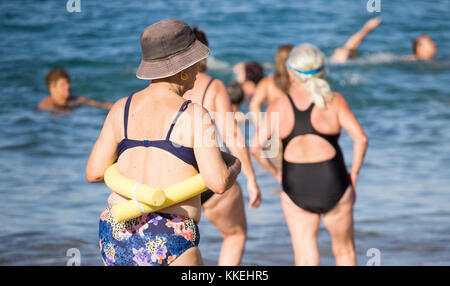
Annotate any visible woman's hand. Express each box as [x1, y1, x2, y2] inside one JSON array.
[[247, 177, 261, 210]]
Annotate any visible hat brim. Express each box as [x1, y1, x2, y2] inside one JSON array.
[[136, 40, 210, 80]]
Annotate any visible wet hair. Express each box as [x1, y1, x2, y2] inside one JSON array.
[[245, 62, 264, 84], [274, 44, 293, 93], [227, 81, 244, 106], [45, 69, 69, 89], [286, 43, 332, 109], [192, 26, 209, 72]]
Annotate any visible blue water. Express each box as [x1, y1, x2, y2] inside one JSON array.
[[1, 0, 449, 266]]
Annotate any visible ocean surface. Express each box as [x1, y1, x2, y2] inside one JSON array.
[[0, 0, 449, 266]]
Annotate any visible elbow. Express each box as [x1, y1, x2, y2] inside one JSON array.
[[85, 167, 103, 183], [205, 178, 227, 194], [358, 133, 369, 147]]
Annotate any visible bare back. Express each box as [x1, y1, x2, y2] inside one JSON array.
[[109, 89, 202, 222]]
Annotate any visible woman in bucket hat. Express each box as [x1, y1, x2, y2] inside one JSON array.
[[86, 19, 241, 266]]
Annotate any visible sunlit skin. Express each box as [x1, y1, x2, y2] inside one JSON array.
[[38, 78, 112, 112]]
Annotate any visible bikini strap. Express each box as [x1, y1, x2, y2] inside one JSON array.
[[166, 100, 192, 140], [123, 93, 135, 139], [201, 78, 214, 105]]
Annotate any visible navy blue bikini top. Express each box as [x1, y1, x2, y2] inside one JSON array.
[[116, 93, 199, 171]]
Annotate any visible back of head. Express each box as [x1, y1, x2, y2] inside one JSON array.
[[227, 81, 244, 106], [245, 62, 264, 84], [192, 26, 209, 72], [274, 44, 293, 93], [413, 34, 436, 60], [286, 43, 332, 109], [46, 69, 69, 90]]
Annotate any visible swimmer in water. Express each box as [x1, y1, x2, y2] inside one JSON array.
[[38, 69, 112, 113], [405, 34, 437, 61], [331, 17, 437, 63], [330, 17, 382, 63]]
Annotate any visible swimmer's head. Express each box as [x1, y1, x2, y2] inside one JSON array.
[[46, 69, 71, 105], [227, 81, 244, 107], [245, 62, 264, 85], [286, 43, 332, 109], [413, 35, 436, 60], [192, 26, 209, 72], [274, 44, 293, 93]]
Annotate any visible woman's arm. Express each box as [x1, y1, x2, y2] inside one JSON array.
[[336, 92, 368, 190], [213, 80, 261, 209], [249, 77, 269, 128], [86, 100, 123, 182], [250, 99, 282, 183], [192, 104, 241, 194]]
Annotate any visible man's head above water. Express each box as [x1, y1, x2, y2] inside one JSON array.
[[45, 69, 71, 106], [413, 34, 437, 60]]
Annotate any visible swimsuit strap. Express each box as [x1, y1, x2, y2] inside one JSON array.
[[166, 100, 192, 140], [201, 78, 214, 105], [123, 93, 135, 139]]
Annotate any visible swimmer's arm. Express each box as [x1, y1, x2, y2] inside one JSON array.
[[344, 17, 382, 51], [193, 104, 241, 194], [331, 17, 382, 63], [250, 100, 282, 183], [336, 93, 368, 187], [214, 80, 261, 208], [77, 96, 113, 109], [249, 77, 269, 128], [86, 100, 123, 183]]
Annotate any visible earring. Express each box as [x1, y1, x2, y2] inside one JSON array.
[[180, 72, 189, 81]]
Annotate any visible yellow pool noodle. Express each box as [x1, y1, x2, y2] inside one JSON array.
[[104, 163, 166, 207], [107, 165, 209, 222]]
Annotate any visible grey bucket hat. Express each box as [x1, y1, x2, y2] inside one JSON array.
[[136, 19, 210, 80]]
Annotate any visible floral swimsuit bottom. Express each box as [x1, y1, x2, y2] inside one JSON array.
[[99, 207, 200, 266]]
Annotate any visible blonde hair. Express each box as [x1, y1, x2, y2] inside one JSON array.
[[286, 43, 332, 109]]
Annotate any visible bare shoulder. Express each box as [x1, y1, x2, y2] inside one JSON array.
[[329, 91, 350, 112], [105, 96, 129, 126], [211, 77, 226, 93], [267, 93, 285, 112], [37, 96, 52, 110], [187, 101, 211, 121]]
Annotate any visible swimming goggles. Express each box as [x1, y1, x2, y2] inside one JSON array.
[[288, 64, 324, 75]]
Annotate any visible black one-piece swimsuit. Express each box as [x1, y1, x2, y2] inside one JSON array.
[[281, 94, 351, 214]]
